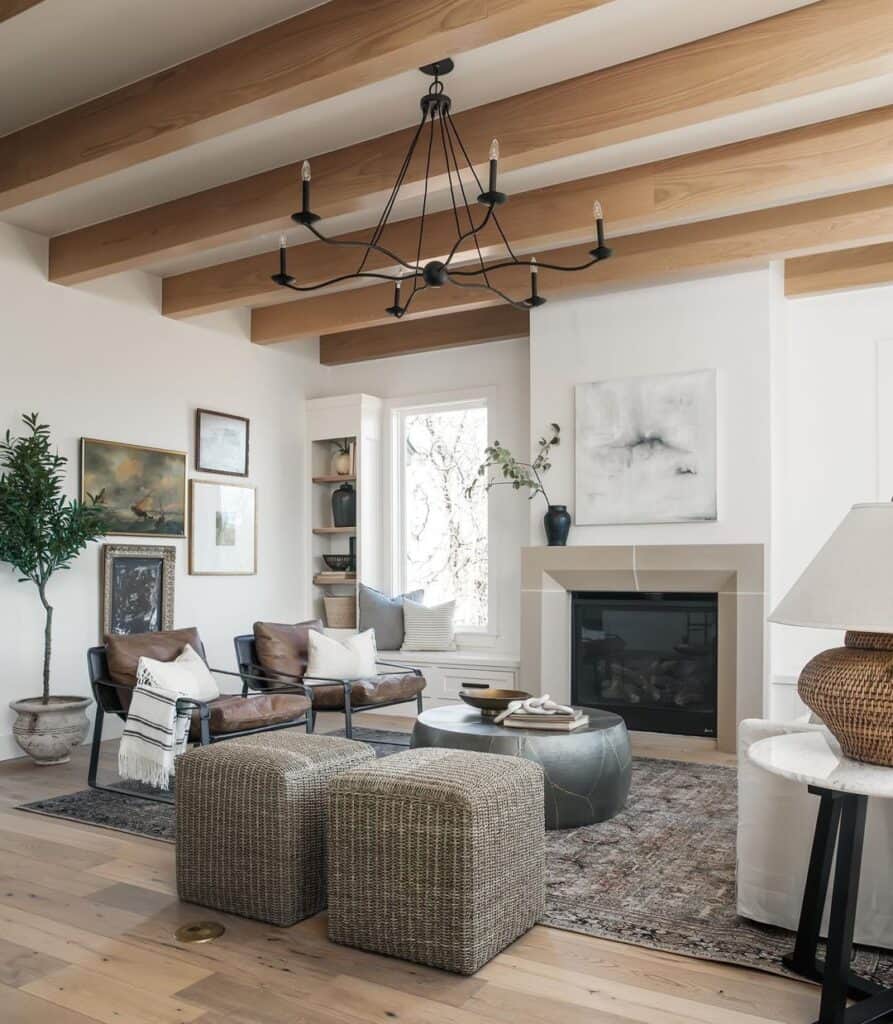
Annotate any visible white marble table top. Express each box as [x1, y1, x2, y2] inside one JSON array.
[[749, 731, 893, 799]]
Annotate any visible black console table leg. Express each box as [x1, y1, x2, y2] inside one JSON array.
[[785, 788, 843, 980], [818, 793, 868, 1024]]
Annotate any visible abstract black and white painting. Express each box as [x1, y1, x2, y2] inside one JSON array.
[[575, 370, 717, 525]]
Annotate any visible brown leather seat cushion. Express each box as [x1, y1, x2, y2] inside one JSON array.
[[105, 627, 203, 687], [189, 693, 312, 740], [309, 672, 425, 710], [253, 620, 322, 681]]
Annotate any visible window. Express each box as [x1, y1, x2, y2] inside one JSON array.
[[394, 399, 489, 630]]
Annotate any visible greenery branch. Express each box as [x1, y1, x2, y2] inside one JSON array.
[[465, 423, 561, 508], [0, 414, 107, 703]]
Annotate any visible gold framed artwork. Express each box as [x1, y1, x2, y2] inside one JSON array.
[[195, 408, 250, 477], [189, 480, 257, 575], [81, 438, 188, 537], [101, 544, 176, 638]]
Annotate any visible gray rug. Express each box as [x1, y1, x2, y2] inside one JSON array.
[[17, 741, 893, 985]]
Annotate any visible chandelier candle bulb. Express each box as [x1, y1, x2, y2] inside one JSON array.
[[301, 160, 311, 213], [530, 257, 539, 299], [279, 235, 287, 276], [488, 138, 499, 193], [593, 200, 605, 247]]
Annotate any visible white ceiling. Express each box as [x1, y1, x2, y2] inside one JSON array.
[[0, 0, 326, 133], [0, 0, 815, 256]]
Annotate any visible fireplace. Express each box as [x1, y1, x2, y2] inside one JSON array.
[[571, 591, 718, 737]]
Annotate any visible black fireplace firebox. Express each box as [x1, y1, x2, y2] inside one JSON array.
[[571, 592, 718, 737]]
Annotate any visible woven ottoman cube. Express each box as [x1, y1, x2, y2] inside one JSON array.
[[328, 748, 545, 974], [176, 732, 375, 926]]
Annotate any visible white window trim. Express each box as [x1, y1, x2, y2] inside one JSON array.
[[386, 387, 499, 645]]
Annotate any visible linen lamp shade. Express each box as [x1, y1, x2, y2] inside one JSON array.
[[771, 502, 893, 765], [770, 503, 893, 633]]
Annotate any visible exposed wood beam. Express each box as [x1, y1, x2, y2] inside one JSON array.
[[0, 1, 45, 22], [163, 103, 893, 317], [319, 305, 528, 364], [0, 0, 608, 211], [252, 183, 893, 342], [50, 0, 889, 285], [785, 243, 893, 296]]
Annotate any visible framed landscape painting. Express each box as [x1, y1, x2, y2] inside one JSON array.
[[81, 438, 187, 537], [195, 408, 249, 477], [189, 480, 256, 575], [101, 544, 175, 637]]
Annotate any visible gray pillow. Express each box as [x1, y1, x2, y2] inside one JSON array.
[[358, 584, 423, 651]]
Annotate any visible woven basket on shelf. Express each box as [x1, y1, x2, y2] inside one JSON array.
[[324, 595, 356, 629], [798, 631, 893, 767]]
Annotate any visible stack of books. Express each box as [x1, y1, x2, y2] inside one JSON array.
[[502, 709, 589, 731]]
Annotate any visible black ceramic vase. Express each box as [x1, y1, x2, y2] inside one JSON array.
[[543, 504, 571, 546], [332, 482, 356, 527]]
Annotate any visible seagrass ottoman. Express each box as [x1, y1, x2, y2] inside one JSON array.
[[327, 748, 545, 974], [176, 731, 375, 926]]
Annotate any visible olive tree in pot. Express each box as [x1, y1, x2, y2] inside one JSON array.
[[467, 423, 570, 545], [1, 414, 106, 764]]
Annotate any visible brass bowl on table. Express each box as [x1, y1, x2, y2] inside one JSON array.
[[458, 689, 531, 719]]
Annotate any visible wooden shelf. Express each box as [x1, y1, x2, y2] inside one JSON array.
[[312, 474, 356, 484], [312, 526, 356, 535], [313, 575, 357, 587]]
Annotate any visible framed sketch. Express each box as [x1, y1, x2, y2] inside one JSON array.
[[81, 438, 187, 537], [195, 408, 249, 477], [189, 480, 256, 575], [575, 369, 717, 525], [101, 544, 176, 637]]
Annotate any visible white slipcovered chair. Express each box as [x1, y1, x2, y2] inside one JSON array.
[[737, 717, 893, 950]]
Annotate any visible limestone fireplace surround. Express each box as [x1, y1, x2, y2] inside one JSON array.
[[520, 544, 766, 753]]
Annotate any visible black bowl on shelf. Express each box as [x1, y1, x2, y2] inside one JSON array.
[[322, 554, 354, 572]]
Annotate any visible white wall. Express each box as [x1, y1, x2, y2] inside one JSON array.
[[772, 283, 893, 715], [0, 222, 308, 760], [529, 270, 776, 548], [301, 337, 530, 654]]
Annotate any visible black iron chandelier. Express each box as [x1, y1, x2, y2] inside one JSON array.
[[273, 58, 612, 316]]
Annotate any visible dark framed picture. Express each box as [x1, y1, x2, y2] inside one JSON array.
[[101, 544, 176, 637], [81, 438, 187, 537], [195, 408, 250, 477], [189, 480, 257, 575]]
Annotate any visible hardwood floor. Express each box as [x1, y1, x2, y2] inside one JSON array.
[[0, 715, 818, 1024]]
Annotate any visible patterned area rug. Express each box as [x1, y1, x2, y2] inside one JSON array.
[[16, 740, 893, 985]]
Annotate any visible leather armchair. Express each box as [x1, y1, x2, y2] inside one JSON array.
[[87, 628, 312, 802], [236, 623, 426, 738]]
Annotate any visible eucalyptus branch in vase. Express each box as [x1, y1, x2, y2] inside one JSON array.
[[466, 423, 571, 545]]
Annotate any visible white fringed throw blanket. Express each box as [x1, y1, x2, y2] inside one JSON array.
[[118, 665, 191, 790]]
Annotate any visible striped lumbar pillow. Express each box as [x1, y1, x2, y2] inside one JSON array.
[[401, 597, 456, 652]]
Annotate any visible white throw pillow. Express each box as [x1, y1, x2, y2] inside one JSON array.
[[401, 597, 456, 652], [136, 644, 219, 701], [306, 628, 377, 679]]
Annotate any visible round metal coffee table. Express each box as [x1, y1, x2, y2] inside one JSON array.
[[411, 704, 632, 830]]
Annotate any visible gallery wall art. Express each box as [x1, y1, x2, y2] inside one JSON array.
[[189, 480, 256, 575], [195, 408, 249, 477], [575, 370, 717, 525], [81, 438, 187, 537], [101, 544, 175, 637]]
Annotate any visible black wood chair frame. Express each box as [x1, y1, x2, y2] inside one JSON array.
[[86, 644, 312, 804], [233, 635, 424, 740]]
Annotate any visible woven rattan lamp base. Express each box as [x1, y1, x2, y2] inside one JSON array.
[[798, 631, 893, 766]]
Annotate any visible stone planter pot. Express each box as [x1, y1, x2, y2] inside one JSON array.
[[9, 695, 92, 765]]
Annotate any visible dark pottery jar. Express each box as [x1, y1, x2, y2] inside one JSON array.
[[543, 504, 571, 546], [332, 482, 356, 527]]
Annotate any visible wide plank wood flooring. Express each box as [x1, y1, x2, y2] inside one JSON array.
[[0, 715, 820, 1023]]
